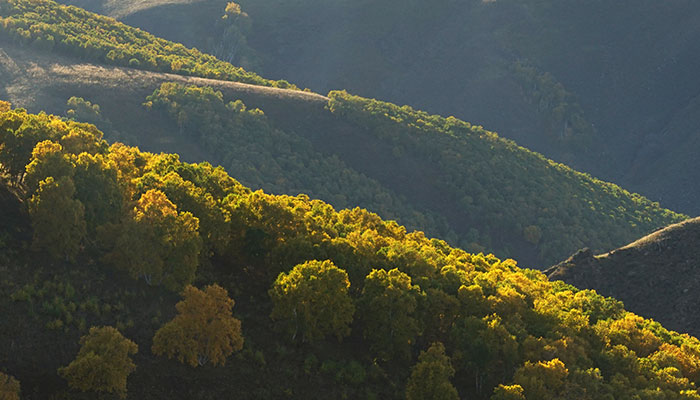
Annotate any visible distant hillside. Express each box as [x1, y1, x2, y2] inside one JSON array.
[[547, 217, 700, 337], [71, 0, 700, 216], [4, 106, 700, 399], [0, 0, 293, 88], [0, 41, 687, 266], [57, 0, 201, 19]]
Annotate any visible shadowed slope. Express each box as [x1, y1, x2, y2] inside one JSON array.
[[0, 41, 686, 267], [547, 217, 700, 336]]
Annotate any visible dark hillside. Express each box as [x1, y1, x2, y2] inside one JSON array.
[[0, 45, 324, 151], [547, 217, 700, 337], [0, 41, 686, 266], [77, 0, 700, 216]]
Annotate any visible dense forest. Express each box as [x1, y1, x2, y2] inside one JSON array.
[[138, 82, 685, 265], [141, 83, 452, 242], [0, 0, 687, 268], [0, 0, 295, 88], [94, 0, 700, 216], [2, 0, 700, 399], [3, 104, 700, 399]]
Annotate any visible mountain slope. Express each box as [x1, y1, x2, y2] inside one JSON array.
[[78, 0, 700, 216], [547, 217, 700, 337], [0, 0, 294, 88], [4, 106, 700, 399], [0, 40, 687, 266]]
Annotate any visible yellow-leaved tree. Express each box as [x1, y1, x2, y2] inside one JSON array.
[[23, 140, 73, 194], [152, 284, 244, 367], [491, 384, 526, 400], [513, 358, 569, 399], [58, 326, 138, 398]]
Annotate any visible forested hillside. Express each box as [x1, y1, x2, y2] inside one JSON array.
[[4, 105, 700, 399], [0, 33, 685, 266], [81, 0, 700, 216], [0, 0, 294, 88], [142, 82, 688, 265]]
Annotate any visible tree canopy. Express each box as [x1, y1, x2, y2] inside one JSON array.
[[58, 326, 138, 398], [0, 0, 296, 88], [405, 342, 459, 400], [269, 259, 355, 343], [359, 268, 422, 360], [152, 284, 244, 367]]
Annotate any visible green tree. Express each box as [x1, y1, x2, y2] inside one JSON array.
[[106, 189, 201, 290], [0, 372, 20, 400], [58, 326, 138, 398], [491, 384, 526, 400], [405, 342, 459, 400], [0, 110, 61, 182], [152, 284, 244, 367], [72, 153, 123, 231], [28, 176, 86, 261], [269, 259, 355, 342], [359, 268, 422, 360], [23, 140, 73, 194], [450, 314, 519, 395], [513, 358, 569, 399], [136, 171, 230, 255]]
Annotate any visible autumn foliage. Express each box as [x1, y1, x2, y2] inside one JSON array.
[[58, 326, 138, 398], [0, 372, 20, 400], [106, 189, 202, 290], [152, 284, 244, 367], [4, 106, 700, 398]]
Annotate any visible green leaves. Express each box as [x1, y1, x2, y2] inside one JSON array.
[[0, 0, 296, 88], [326, 90, 686, 264], [58, 326, 137, 398], [28, 176, 86, 261], [406, 342, 459, 400], [359, 268, 422, 360], [105, 189, 202, 291], [269, 259, 355, 343]]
